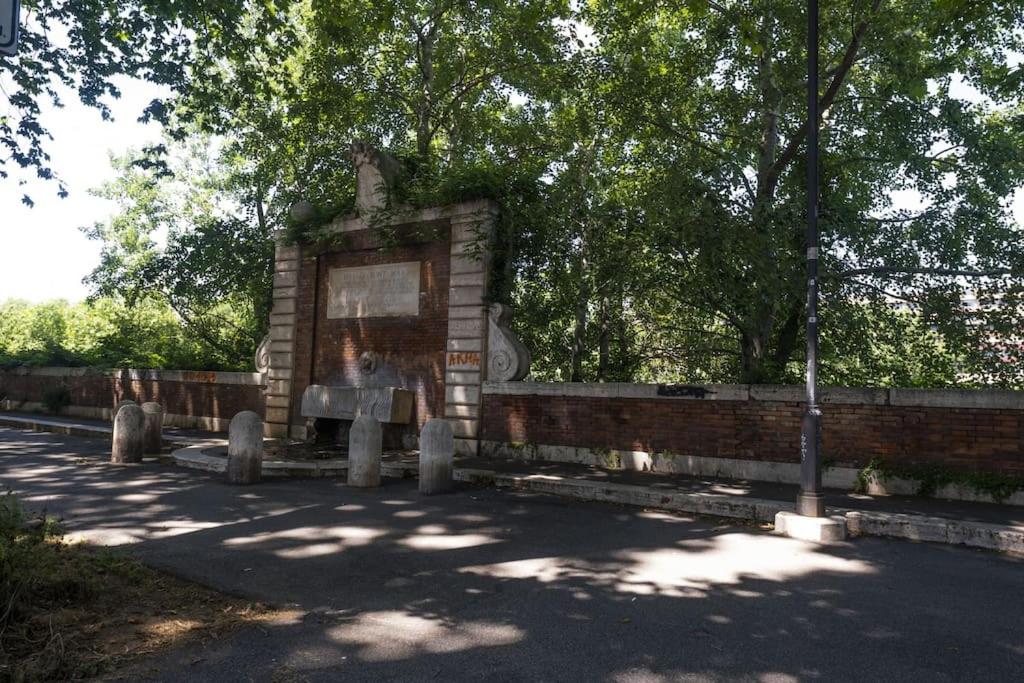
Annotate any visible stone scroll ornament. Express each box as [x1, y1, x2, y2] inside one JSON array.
[[487, 304, 531, 381], [254, 334, 271, 375]]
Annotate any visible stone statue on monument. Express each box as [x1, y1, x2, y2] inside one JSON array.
[[350, 141, 407, 218]]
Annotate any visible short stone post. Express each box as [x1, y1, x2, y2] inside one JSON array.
[[141, 402, 164, 455], [347, 415, 382, 488], [112, 399, 136, 423], [419, 419, 454, 495], [111, 404, 145, 464], [227, 411, 263, 485]]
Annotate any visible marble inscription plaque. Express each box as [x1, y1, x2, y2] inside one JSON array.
[[327, 262, 421, 319]]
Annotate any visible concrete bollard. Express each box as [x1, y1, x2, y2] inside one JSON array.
[[419, 419, 454, 495], [227, 411, 263, 485], [347, 415, 382, 488], [111, 404, 145, 464], [112, 399, 136, 423], [141, 402, 164, 455]]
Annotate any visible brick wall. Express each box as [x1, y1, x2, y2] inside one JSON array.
[[0, 368, 264, 432], [481, 383, 1024, 476], [289, 222, 453, 436]]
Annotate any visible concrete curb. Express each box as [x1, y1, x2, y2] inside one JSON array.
[[0, 413, 211, 450], [0, 414, 113, 439], [455, 469, 789, 522], [842, 509, 1024, 554], [460, 470, 1024, 556]]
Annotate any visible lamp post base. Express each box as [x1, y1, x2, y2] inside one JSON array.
[[775, 511, 846, 544], [796, 491, 826, 518]]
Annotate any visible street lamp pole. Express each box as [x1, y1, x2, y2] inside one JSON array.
[[798, 0, 825, 518]]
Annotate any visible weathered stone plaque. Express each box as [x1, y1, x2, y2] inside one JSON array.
[[327, 262, 421, 319]]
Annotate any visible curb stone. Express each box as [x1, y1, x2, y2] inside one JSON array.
[[7, 414, 1020, 556], [469, 471, 1024, 556]]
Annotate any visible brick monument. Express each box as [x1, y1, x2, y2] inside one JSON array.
[[260, 143, 529, 456]]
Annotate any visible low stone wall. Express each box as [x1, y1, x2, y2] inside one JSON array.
[[0, 367, 265, 432], [479, 382, 1024, 479]]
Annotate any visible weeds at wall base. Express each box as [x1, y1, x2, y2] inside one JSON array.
[[854, 458, 1024, 502]]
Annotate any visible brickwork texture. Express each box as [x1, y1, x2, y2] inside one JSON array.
[[0, 369, 264, 428], [481, 392, 1024, 476]]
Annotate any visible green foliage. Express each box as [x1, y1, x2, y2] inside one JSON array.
[[12, 0, 1024, 387], [854, 458, 1024, 502], [41, 386, 72, 415], [0, 493, 86, 679], [1, 1, 295, 202], [819, 303, 965, 388], [0, 298, 241, 371], [82, 138, 274, 370], [561, 0, 1024, 385]]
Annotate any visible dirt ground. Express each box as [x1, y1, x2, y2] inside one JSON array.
[[2, 541, 291, 682]]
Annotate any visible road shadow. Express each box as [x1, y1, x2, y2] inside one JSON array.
[[2, 427, 1023, 682]]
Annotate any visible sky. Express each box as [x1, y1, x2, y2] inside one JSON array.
[[0, 77, 169, 303], [0, 72, 1022, 305]]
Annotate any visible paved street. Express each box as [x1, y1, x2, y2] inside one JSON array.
[[2, 425, 1022, 682]]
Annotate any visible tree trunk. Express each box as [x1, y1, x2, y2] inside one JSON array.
[[571, 285, 588, 382], [597, 298, 610, 381], [415, 22, 436, 163]]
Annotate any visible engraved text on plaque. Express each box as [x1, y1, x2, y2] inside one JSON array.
[[327, 262, 421, 318]]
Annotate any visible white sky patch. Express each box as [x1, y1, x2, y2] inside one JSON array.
[[0, 76, 169, 303]]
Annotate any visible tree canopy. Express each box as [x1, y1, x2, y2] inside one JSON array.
[[14, 0, 1024, 386], [0, 0, 293, 203]]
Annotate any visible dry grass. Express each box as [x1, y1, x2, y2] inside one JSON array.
[[1, 495, 284, 681]]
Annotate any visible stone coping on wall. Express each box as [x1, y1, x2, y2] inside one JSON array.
[[1, 366, 264, 386], [482, 381, 1024, 410]]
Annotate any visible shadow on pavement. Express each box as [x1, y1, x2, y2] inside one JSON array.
[[2, 427, 1022, 682]]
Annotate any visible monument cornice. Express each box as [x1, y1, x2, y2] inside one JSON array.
[[321, 198, 500, 237]]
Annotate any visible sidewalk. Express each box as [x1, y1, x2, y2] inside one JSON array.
[[3, 410, 1022, 553], [0, 410, 218, 446], [456, 456, 1024, 527]]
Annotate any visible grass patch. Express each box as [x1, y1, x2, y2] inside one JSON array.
[[0, 493, 282, 681]]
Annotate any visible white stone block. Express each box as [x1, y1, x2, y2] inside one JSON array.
[[348, 415, 382, 488], [774, 512, 847, 543], [111, 404, 144, 464], [300, 385, 414, 424], [140, 402, 163, 455], [227, 411, 263, 484], [448, 338, 482, 352], [420, 419, 454, 494]]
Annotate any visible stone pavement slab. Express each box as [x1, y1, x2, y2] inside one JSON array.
[[1, 426, 1023, 682]]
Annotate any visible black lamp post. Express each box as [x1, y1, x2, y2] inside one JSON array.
[[797, 0, 825, 518]]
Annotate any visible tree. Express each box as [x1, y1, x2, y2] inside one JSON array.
[[0, 0, 294, 202], [569, 0, 1024, 384], [0, 297, 212, 369], [38, 0, 1024, 387], [83, 138, 273, 370]]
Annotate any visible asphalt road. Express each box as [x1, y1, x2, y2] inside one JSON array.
[[2, 426, 1022, 682]]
